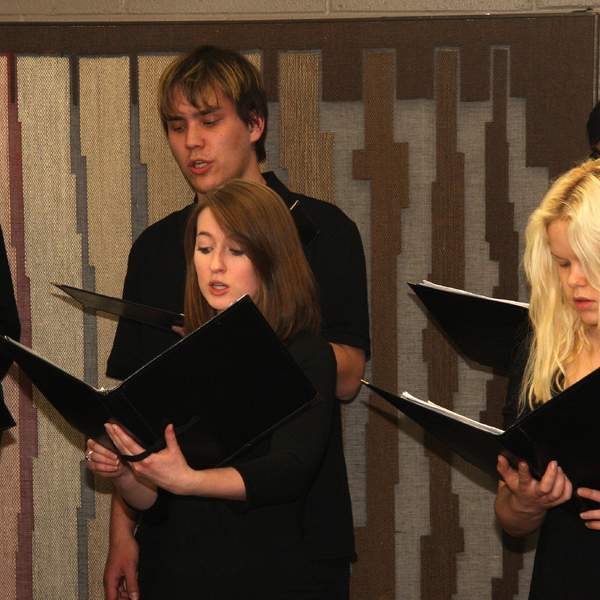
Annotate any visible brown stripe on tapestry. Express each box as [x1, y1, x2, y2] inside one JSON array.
[[8, 54, 36, 600], [279, 52, 335, 205], [420, 49, 465, 599], [352, 50, 406, 600], [479, 47, 527, 600], [138, 54, 192, 228], [19, 56, 84, 597]]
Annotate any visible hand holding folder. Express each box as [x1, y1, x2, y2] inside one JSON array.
[[365, 282, 600, 519], [0, 296, 321, 470]]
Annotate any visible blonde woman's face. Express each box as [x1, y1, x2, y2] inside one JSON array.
[[548, 219, 599, 328]]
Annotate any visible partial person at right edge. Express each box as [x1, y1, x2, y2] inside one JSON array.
[[495, 159, 600, 599], [0, 223, 20, 444], [103, 46, 370, 600]]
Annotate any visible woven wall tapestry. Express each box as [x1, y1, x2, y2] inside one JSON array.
[[0, 15, 594, 599]]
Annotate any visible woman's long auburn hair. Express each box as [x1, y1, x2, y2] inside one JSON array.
[[520, 159, 600, 412], [183, 179, 321, 342]]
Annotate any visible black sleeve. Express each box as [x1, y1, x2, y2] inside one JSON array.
[[234, 332, 338, 509], [106, 215, 187, 381], [0, 224, 20, 378], [306, 215, 370, 357]]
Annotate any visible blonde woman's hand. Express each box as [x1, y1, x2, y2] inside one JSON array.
[[498, 456, 572, 513], [495, 455, 572, 537], [577, 487, 600, 528]]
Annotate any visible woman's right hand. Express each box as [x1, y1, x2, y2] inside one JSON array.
[[495, 455, 572, 536], [87, 429, 159, 512], [85, 438, 127, 479]]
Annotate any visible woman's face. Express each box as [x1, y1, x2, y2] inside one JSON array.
[[194, 208, 260, 312], [548, 219, 599, 329]]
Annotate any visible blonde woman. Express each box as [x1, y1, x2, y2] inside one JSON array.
[[495, 159, 600, 598]]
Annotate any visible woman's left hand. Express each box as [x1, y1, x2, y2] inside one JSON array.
[[578, 487, 600, 528], [105, 423, 195, 496]]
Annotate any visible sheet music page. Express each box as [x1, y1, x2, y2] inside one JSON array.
[[418, 280, 529, 309], [401, 390, 505, 434]]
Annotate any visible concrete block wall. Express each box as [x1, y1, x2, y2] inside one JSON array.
[[1, 0, 599, 22]]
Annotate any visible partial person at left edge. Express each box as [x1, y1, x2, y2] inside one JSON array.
[[0, 223, 20, 443]]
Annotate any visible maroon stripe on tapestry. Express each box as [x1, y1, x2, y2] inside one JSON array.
[[8, 54, 37, 600]]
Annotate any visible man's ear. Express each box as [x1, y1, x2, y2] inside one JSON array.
[[248, 111, 265, 142]]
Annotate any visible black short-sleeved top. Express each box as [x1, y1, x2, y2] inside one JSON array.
[[138, 332, 343, 599], [503, 346, 600, 600], [0, 224, 20, 435]]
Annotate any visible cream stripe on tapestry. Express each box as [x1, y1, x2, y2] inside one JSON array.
[[320, 98, 370, 525], [139, 55, 193, 226], [241, 53, 268, 173], [17, 55, 83, 600], [79, 56, 131, 385], [0, 52, 20, 600], [79, 56, 132, 599], [279, 53, 335, 205]]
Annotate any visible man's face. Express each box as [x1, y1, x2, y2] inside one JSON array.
[[165, 87, 265, 195]]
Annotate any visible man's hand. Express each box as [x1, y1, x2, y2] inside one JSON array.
[[103, 532, 139, 600], [104, 492, 140, 600]]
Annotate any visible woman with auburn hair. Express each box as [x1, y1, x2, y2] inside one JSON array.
[[85, 180, 350, 599], [495, 159, 600, 598], [182, 178, 320, 340]]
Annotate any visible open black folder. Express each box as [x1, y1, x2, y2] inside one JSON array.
[[0, 391, 15, 433], [364, 366, 600, 518], [0, 296, 321, 470], [409, 281, 530, 372], [54, 284, 184, 330]]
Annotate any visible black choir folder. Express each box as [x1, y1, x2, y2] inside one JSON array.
[[0, 296, 321, 470], [365, 281, 600, 518], [53, 283, 184, 330], [364, 376, 600, 518], [408, 281, 530, 372], [0, 395, 15, 433]]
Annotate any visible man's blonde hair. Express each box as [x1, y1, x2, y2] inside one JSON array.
[[158, 46, 268, 161]]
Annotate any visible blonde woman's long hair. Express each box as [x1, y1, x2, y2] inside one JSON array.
[[521, 159, 600, 412]]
